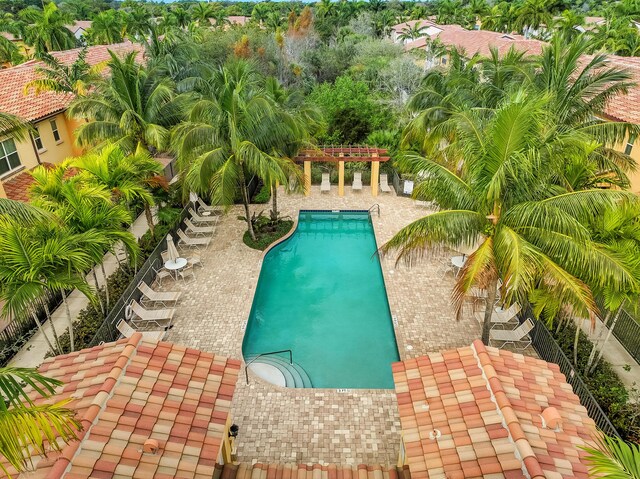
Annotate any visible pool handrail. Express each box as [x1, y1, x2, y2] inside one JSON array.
[[368, 204, 380, 217], [245, 349, 293, 384]]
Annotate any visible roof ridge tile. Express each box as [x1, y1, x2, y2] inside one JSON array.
[[471, 340, 544, 479], [44, 333, 143, 479]]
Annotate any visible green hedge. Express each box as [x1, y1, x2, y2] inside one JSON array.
[[551, 321, 639, 442]]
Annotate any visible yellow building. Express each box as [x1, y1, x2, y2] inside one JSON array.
[[0, 42, 142, 201]]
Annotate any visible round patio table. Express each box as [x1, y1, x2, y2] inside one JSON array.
[[164, 257, 187, 279]]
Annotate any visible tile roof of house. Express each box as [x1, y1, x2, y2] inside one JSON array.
[[217, 463, 412, 479], [209, 15, 251, 26], [66, 21, 92, 34], [599, 55, 640, 124], [404, 24, 546, 57], [392, 340, 596, 479], [5, 333, 241, 479], [0, 41, 142, 123], [3, 163, 76, 202]]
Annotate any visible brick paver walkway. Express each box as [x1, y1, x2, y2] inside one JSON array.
[[163, 187, 483, 464]]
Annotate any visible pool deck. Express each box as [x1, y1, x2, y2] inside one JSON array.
[[163, 186, 484, 464]]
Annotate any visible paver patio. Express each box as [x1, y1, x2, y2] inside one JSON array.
[[163, 186, 483, 464]]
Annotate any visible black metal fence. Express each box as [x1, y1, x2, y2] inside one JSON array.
[[526, 318, 620, 437], [606, 308, 640, 364], [88, 208, 188, 347]]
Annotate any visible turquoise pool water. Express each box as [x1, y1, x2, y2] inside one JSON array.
[[243, 210, 399, 389]]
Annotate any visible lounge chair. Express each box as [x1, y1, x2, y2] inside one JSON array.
[[127, 299, 175, 329], [197, 197, 220, 215], [177, 229, 211, 250], [320, 173, 330, 193], [380, 174, 392, 193], [188, 207, 218, 224], [138, 281, 181, 307], [185, 218, 216, 237], [117, 319, 166, 341], [474, 303, 521, 326], [352, 172, 362, 191], [489, 318, 535, 350]]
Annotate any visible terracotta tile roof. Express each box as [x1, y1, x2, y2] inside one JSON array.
[[217, 463, 412, 479], [3, 163, 77, 202], [404, 24, 546, 57], [209, 15, 251, 26], [392, 340, 596, 479], [0, 42, 142, 123], [66, 21, 92, 34], [5, 333, 241, 479], [598, 55, 640, 124]]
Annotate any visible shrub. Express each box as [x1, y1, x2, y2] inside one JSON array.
[[243, 216, 294, 251], [253, 184, 271, 204]]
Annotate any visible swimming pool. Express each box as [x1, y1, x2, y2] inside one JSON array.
[[243, 210, 399, 389]]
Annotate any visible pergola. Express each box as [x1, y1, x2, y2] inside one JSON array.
[[294, 146, 390, 196]]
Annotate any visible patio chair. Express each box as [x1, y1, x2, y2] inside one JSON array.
[[474, 303, 521, 326], [189, 207, 218, 224], [489, 318, 535, 350], [117, 319, 166, 341], [197, 197, 220, 215], [179, 264, 196, 283], [352, 172, 362, 191], [177, 229, 211, 250], [380, 174, 392, 193], [161, 250, 170, 263], [187, 254, 203, 269], [152, 266, 173, 286], [320, 173, 330, 193], [185, 218, 216, 237], [138, 281, 182, 307], [127, 299, 175, 330]]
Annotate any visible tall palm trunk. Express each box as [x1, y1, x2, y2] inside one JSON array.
[[92, 269, 105, 316], [100, 263, 110, 311], [588, 306, 623, 376], [270, 183, 279, 221], [573, 316, 583, 366], [29, 306, 57, 355], [240, 170, 256, 241], [585, 310, 612, 375], [61, 291, 75, 353], [41, 296, 62, 355], [481, 278, 499, 345], [144, 202, 155, 239]]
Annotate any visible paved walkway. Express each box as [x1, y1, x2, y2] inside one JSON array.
[[162, 187, 484, 464], [9, 212, 152, 368]]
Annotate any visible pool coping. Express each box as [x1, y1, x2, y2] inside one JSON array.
[[246, 209, 402, 391]]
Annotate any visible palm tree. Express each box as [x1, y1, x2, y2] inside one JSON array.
[[24, 45, 101, 96], [173, 62, 300, 240], [582, 434, 640, 478], [0, 111, 30, 141], [20, 3, 77, 54], [383, 92, 640, 344], [123, 3, 152, 40], [0, 34, 23, 66], [251, 3, 270, 26], [168, 6, 192, 29], [87, 10, 124, 45], [515, 0, 553, 35], [72, 144, 167, 239], [190, 2, 216, 26], [68, 51, 183, 153], [554, 10, 585, 42], [397, 23, 429, 42], [0, 368, 81, 477]]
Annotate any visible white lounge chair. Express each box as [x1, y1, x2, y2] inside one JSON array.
[[352, 172, 362, 191], [185, 218, 216, 237], [117, 319, 166, 341], [189, 207, 218, 224], [320, 173, 330, 193], [177, 229, 211, 250], [197, 197, 220, 215], [474, 303, 521, 326], [127, 300, 175, 329], [138, 281, 182, 307], [489, 318, 535, 350], [380, 174, 392, 193]]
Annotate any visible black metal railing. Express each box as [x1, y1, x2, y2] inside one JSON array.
[[610, 309, 640, 363], [88, 208, 188, 347], [525, 316, 620, 437]]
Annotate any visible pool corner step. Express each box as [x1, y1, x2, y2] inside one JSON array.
[[245, 355, 313, 388]]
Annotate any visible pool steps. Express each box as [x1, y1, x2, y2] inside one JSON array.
[[245, 354, 313, 388]]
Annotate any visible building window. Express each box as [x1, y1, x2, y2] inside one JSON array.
[[624, 135, 636, 155], [50, 119, 61, 142], [33, 128, 44, 151], [0, 138, 21, 175]]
